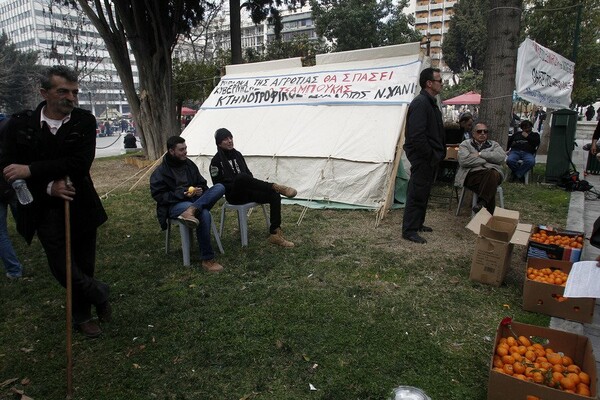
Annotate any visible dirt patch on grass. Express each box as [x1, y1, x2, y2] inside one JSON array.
[[91, 156, 154, 195]]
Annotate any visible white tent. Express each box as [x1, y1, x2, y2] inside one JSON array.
[[182, 42, 424, 221]]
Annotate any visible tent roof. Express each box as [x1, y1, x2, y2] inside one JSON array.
[[181, 107, 197, 116], [442, 91, 481, 105]]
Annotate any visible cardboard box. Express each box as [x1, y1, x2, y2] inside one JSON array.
[[523, 258, 595, 323], [466, 208, 532, 286], [488, 320, 597, 400], [445, 144, 459, 160], [527, 225, 584, 262]]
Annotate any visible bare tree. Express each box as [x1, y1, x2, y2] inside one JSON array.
[[60, 0, 208, 160], [479, 0, 523, 149]]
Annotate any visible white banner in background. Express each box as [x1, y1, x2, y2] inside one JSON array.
[[515, 38, 574, 108], [200, 62, 421, 109]]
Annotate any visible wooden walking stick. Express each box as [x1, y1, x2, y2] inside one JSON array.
[[65, 178, 73, 399]]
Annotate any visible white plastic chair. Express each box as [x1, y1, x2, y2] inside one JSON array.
[[455, 186, 504, 216], [219, 201, 270, 247], [165, 218, 224, 267]]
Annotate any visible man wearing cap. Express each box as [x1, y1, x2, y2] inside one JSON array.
[[455, 122, 505, 214], [506, 120, 539, 183], [150, 135, 226, 272], [210, 128, 297, 248]]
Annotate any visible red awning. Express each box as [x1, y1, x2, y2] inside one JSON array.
[[181, 107, 197, 116], [442, 91, 481, 105]]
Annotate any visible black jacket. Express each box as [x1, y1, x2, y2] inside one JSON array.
[[0, 102, 107, 244], [209, 148, 252, 193], [150, 155, 209, 230], [507, 130, 540, 154], [403, 89, 446, 165]]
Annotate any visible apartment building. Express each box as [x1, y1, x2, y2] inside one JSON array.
[[0, 0, 135, 116], [414, 0, 456, 72]]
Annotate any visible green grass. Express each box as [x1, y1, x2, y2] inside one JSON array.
[[0, 160, 570, 400]]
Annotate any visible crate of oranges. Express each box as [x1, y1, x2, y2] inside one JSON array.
[[488, 319, 596, 400], [522, 258, 595, 323], [528, 226, 584, 262]]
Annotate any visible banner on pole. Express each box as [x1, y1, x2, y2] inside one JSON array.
[[515, 38, 574, 108]]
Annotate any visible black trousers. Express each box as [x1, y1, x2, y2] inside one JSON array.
[[36, 207, 109, 324], [226, 174, 281, 234], [402, 160, 437, 235], [463, 169, 502, 213]]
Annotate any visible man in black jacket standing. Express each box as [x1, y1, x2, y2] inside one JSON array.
[[1, 65, 110, 338], [210, 128, 297, 248], [401, 67, 446, 244]]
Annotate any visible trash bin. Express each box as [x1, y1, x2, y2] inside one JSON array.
[[545, 109, 578, 183]]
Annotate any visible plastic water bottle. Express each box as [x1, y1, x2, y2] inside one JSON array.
[[12, 179, 33, 205]]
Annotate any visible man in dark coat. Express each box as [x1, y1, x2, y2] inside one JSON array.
[[1, 65, 110, 338], [209, 128, 297, 248], [150, 136, 226, 272], [401, 67, 446, 244], [506, 120, 540, 183]]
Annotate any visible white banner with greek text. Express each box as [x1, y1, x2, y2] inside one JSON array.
[[515, 38, 574, 108], [201, 61, 421, 109]]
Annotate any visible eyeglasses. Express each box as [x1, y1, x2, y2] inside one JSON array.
[[475, 129, 489, 134], [430, 79, 443, 84]]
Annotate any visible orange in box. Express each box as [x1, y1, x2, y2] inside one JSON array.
[[488, 320, 597, 400], [522, 258, 595, 323]]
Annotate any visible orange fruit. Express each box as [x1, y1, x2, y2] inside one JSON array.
[[526, 396, 540, 400], [566, 364, 581, 374], [502, 355, 515, 365], [560, 376, 576, 390], [497, 346, 509, 357], [532, 371, 544, 383], [566, 372, 581, 386], [525, 350, 536, 362], [552, 364, 565, 374], [503, 363, 514, 375], [547, 352, 562, 365], [513, 362, 526, 374], [577, 383, 591, 396], [518, 336, 532, 347], [562, 356, 574, 366], [507, 336, 517, 347], [579, 371, 591, 385]]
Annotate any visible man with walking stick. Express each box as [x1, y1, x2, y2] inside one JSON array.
[[1, 65, 111, 339]]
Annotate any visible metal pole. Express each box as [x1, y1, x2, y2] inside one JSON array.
[[65, 182, 73, 399]]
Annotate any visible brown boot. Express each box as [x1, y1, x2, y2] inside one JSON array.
[[272, 183, 297, 198], [201, 259, 224, 273], [268, 228, 294, 248], [178, 206, 199, 228]]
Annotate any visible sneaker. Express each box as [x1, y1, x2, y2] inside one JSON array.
[[268, 228, 295, 247], [272, 183, 297, 198], [201, 259, 224, 273], [178, 206, 199, 229]]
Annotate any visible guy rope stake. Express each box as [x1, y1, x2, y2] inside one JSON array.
[[65, 176, 73, 399]]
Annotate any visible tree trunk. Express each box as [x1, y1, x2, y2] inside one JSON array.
[[229, 0, 242, 64], [479, 0, 523, 149]]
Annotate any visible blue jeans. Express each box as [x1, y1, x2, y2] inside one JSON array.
[[168, 184, 225, 261], [0, 200, 23, 277], [506, 150, 535, 179]]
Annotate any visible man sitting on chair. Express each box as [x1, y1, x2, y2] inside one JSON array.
[[455, 122, 506, 214], [506, 119, 540, 183], [150, 136, 226, 273], [210, 128, 297, 248]]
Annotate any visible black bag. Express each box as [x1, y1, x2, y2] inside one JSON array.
[[591, 216, 600, 249]]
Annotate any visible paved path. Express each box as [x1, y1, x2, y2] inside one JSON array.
[[95, 133, 142, 158]]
